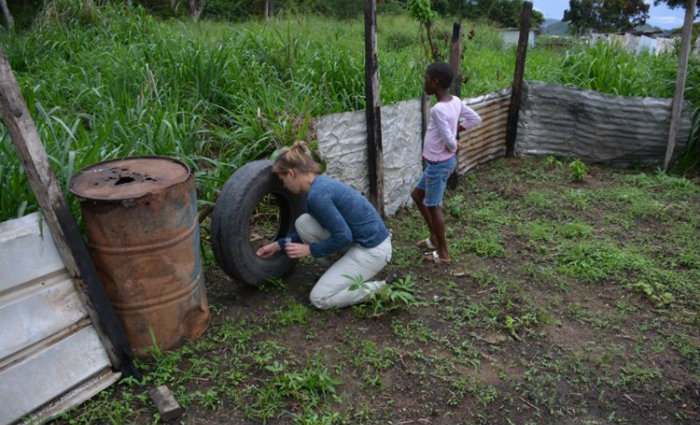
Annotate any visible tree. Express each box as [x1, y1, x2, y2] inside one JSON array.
[[0, 0, 13, 30], [408, 0, 441, 61], [460, 0, 544, 28], [189, 0, 206, 21], [564, 0, 649, 34]]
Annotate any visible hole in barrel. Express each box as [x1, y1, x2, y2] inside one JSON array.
[[115, 176, 135, 185]]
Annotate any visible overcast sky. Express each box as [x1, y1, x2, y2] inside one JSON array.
[[529, 0, 698, 30]]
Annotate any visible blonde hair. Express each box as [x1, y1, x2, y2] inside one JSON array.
[[272, 141, 322, 175]]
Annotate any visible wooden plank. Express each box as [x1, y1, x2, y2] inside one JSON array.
[[0, 48, 137, 378], [363, 0, 384, 216], [664, 0, 696, 170], [505, 1, 532, 156]]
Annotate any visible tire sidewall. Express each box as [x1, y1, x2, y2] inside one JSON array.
[[211, 160, 303, 286]]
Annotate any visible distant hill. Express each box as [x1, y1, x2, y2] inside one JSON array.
[[538, 19, 670, 37], [632, 23, 670, 36], [539, 19, 570, 36]]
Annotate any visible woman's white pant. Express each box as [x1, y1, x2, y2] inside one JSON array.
[[295, 213, 392, 310]]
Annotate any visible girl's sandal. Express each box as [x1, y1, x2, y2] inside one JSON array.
[[415, 238, 436, 249], [423, 250, 451, 264]]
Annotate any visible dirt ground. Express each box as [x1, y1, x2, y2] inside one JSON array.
[[174, 157, 698, 425], [61, 157, 700, 425]]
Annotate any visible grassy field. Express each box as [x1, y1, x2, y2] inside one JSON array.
[[53, 157, 699, 425], [1, 2, 698, 222]]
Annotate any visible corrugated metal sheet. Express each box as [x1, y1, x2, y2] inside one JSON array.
[[314, 99, 423, 216], [458, 88, 511, 175], [515, 81, 692, 166], [0, 212, 120, 425]]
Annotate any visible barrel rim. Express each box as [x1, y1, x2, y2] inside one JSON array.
[[68, 156, 192, 201]]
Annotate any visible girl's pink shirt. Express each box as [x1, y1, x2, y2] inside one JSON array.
[[422, 96, 482, 162]]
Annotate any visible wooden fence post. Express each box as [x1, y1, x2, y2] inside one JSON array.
[[505, 1, 532, 157], [0, 48, 138, 378], [664, 0, 696, 171], [447, 22, 462, 189], [449, 22, 462, 97], [364, 0, 384, 216]]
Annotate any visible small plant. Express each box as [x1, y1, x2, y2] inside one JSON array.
[[445, 194, 467, 218], [567, 188, 590, 210], [544, 155, 561, 166], [504, 315, 521, 340], [274, 300, 310, 326], [261, 276, 287, 292], [569, 158, 588, 182], [351, 274, 422, 317]]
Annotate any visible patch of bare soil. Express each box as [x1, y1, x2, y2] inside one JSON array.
[[98, 158, 700, 425]]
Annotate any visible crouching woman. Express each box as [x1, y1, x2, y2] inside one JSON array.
[[256, 141, 392, 309]]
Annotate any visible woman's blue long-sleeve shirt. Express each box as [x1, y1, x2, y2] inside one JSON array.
[[280, 175, 390, 258]]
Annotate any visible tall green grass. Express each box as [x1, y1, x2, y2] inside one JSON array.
[[0, 1, 697, 222]]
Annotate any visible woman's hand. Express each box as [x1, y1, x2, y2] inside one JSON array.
[[256, 241, 281, 258], [284, 242, 311, 259]]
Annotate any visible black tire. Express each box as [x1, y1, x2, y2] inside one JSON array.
[[211, 160, 304, 286]]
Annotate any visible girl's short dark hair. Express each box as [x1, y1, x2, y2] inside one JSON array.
[[426, 62, 454, 89]]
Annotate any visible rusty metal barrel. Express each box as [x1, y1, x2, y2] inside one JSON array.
[[69, 156, 210, 355]]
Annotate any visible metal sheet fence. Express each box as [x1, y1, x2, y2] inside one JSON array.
[[515, 81, 692, 167], [458, 88, 511, 175], [312, 82, 691, 215]]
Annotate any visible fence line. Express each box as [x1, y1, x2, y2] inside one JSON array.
[[312, 82, 692, 216]]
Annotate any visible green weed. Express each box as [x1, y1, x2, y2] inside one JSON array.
[[351, 274, 423, 318], [557, 241, 648, 283], [274, 300, 310, 326], [569, 158, 588, 182], [445, 194, 468, 218]]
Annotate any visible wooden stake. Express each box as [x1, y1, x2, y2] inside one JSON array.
[[364, 0, 384, 216], [505, 1, 532, 157], [664, 0, 696, 171], [0, 48, 138, 378], [448, 22, 463, 189], [449, 22, 462, 97]]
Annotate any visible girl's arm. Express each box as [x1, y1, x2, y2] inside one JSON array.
[[459, 103, 482, 130]]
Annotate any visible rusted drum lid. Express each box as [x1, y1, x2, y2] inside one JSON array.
[[69, 157, 190, 201]]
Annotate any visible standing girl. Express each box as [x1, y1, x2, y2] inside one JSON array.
[[412, 62, 482, 264]]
